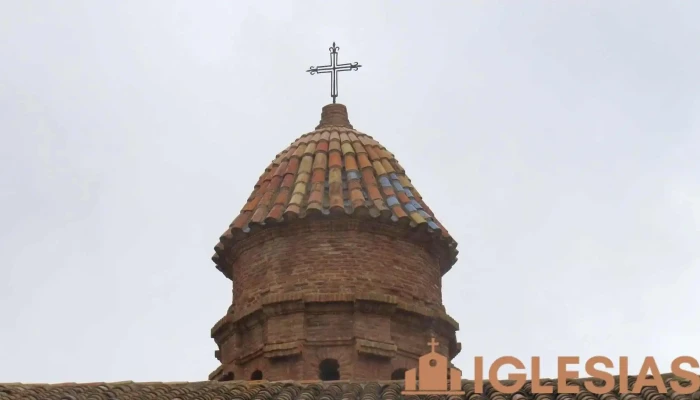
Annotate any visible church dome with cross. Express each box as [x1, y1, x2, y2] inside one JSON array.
[[206, 44, 462, 382], [209, 99, 461, 381]]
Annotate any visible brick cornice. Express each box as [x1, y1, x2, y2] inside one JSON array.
[[303, 338, 354, 347], [211, 313, 234, 342], [355, 339, 397, 358], [217, 218, 454, 279], [235, 345, 264, 365], [224, 292, 457, 329], [263, 341, 303, 359], [211, 291, 461, 360], [208, 365, 224, 381]]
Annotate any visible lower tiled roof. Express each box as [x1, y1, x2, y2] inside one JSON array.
[[1, 377, 698, 400]]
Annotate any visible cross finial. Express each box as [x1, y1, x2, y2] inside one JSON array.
[[427, 337, 439, 353], [306, 42, 362, 104]]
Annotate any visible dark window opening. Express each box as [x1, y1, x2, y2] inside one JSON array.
[[318, 358, 340, 381], [391, 368, 407, 380], [221, 372, 234, 382], [251, 370, 263, 380]]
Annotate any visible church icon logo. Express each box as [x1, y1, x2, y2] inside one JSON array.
[[401, 337, 465, 395]]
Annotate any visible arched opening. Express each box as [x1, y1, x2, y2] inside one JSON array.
[[318, 358, 340, 381], [250, 370, 263, 380], [221, 372, 234, 382], [391, 368, 407, 380]]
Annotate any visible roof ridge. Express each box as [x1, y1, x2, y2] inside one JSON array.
[[3, 376, 698, 400], [4, 373, 696, 386]]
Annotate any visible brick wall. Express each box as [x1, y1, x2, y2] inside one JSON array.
[[210, 219, 459, 382], [230, 220, 443, 316]]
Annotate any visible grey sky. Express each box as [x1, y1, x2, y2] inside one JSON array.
[[1, 0, 698, 384]]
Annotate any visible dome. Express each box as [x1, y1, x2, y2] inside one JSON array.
[[213, 104, 458, 277]]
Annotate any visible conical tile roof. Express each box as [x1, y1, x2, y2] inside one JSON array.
[[214, 104, 458, 275]]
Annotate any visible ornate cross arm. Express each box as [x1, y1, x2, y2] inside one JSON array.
[[306, 42, 362, 104]]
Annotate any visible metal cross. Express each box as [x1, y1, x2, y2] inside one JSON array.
[[306, 42, 362, 104]]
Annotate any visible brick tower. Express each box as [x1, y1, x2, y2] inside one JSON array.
[[209, 104, 461, 382]]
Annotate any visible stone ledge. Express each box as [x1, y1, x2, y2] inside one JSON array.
[[235, 345, 264, 365], [304, 338, 353, 347], [263, 341, 303, 359], [210, 313, 235, 342], [208, 365, 224, 381], [355, 339, 397, 358], [229, 292, 454, 327], [438, 310, 460, 330], [355, 293, 397, 304], [262, 297, 305, 317]]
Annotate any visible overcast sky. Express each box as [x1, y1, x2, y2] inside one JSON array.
[[1, 0, 699, 384]]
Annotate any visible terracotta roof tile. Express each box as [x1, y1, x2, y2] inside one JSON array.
[[299, 156, 313, 175], [304, 141, 317, 155], [341, 142, 355, 155], [266, 204, 284, 221], [344, 154, 358, 172], [214, 116, 459, 276], [284, 203, 301, 217], [281, 173, 295, 188], [313, 153, 328, 170], [317, 140, 329, 153], [328, 151, 342, 168], [353, 141, 367, 155], [2, 377, 698, 400], [357, 153, 372, 170], [285, 157, 300, 175]]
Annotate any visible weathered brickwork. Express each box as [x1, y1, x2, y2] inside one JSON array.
[[231, 221, 443, 316], [210, 219, 460, 382], [209, 104, 460, 382], [211, 306, 456, 382]]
